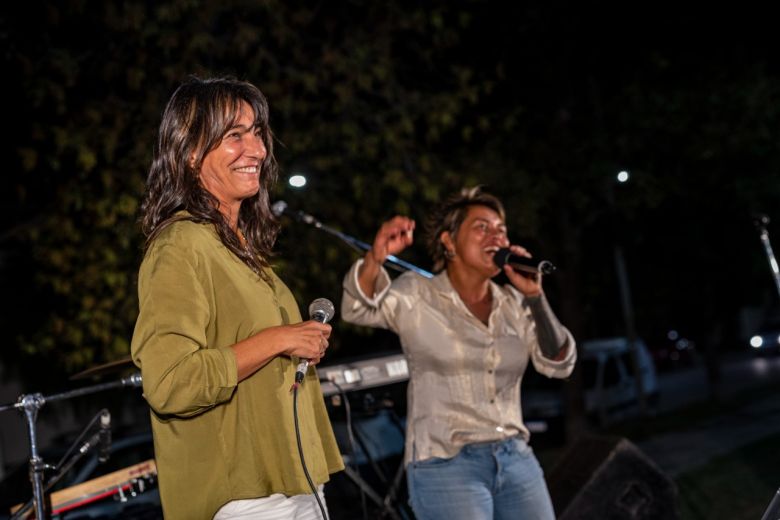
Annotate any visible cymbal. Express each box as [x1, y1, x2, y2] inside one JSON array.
[[70, 355, 134, 380]]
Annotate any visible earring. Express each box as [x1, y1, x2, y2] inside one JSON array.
[[444, 249, 455, 259]]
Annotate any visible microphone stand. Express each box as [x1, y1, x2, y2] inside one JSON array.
[[0, 373, 142, 520], [754, 214, 780, 301], [275, 201, 433, 279]]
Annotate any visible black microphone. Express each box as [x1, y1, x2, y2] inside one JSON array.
[[294, 298, 336, 384], [98, 410, 111, 464], [493, 248, 556, 275]]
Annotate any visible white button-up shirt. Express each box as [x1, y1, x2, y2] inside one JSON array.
[[341, 260, 576, 464]]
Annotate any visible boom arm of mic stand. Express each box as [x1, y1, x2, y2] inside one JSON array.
[[296, 213, 433, 279]]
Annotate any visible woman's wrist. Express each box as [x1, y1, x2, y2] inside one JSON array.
[[365, 250, 384, 267]]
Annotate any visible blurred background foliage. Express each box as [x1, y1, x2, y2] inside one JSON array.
[[1, 0, 780, 386]]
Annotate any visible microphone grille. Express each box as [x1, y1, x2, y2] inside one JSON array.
[[493, 248, 512, 268], [309, 298, 335, 323]]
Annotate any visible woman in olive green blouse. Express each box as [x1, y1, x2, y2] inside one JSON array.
[[131, 76, 343, 520]]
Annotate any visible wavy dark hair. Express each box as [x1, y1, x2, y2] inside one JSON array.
[[140, 76, 279, 281], [425, 186, 506, 273]]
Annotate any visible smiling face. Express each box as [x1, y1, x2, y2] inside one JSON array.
[[442, 204, 510, 279], [198, 101, 267, 219]]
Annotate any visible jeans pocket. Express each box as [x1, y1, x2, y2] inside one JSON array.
[[513, 437, 533, 457]]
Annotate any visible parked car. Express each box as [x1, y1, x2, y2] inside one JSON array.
[[522, 336, 660, 436], [580, 337, 659, 419]]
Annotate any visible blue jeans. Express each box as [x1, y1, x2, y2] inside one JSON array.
[[406, 437, 556, 520]]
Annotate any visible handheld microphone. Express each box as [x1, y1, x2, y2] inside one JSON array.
[[98, 410, 111, 464], [493, 248, 556, 275], [294, 298, 336, 384]]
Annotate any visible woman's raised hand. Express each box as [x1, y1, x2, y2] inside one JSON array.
[[368, 216, 415, 266]]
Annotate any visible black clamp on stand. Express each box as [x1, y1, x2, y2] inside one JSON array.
[[0, 373, 142, 520]]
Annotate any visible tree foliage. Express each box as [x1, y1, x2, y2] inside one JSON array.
[[2, 1, 780, 383]]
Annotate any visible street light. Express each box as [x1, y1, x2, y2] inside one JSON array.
[[289, 174, 307, 188]]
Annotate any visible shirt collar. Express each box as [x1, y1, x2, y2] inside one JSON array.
[[432, 269, 510, 309]]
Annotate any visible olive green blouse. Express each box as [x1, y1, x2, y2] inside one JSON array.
[[130, 218, 343, 520]]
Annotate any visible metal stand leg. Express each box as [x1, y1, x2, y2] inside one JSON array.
[[382, 460, 408, 520], [754, 215, 780, 301], [341, 465, 399, 518], [761, 487, 780, 520], [19, 393, 48, 520]]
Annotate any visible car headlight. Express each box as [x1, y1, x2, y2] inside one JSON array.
[[750, 335, 764, 348]]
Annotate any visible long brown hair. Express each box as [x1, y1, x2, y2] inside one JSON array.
[[141, 76, 279, 280]]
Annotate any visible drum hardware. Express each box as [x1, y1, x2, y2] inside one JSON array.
[[11, 459, 158, 517], [0, 372, 143, 520]]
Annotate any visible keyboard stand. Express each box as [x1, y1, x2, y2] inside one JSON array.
[[339, 410, 411, 520]]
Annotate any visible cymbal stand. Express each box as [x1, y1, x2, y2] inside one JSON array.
[[0, 372, 142, 520], [10, 409, 108, 520]]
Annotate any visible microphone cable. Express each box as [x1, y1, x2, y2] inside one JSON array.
[[293, 384, 329, 520], [292, 297, 335, 520], [327, 378, 369, 520]]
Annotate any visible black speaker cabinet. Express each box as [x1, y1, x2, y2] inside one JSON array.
[[546, 435, 679, 520]]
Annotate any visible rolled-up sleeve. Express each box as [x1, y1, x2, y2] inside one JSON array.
[[131, 243, 237, 417], [341, 259, 401, 331]]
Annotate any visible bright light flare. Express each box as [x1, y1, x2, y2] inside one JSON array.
[[289, 175, 307, 188], [617, 171, 630, 183]]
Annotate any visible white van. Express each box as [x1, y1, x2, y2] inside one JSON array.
[[522, 336, 659, 433], [580, 337, 659, 421]]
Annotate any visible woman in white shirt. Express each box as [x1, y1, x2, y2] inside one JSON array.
[[341, 186, 576, 520]]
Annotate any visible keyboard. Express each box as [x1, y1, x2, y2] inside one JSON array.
[[319, 352, 410, 397]]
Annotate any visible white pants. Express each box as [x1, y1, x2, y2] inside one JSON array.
[[212, 486, 327, 520]]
